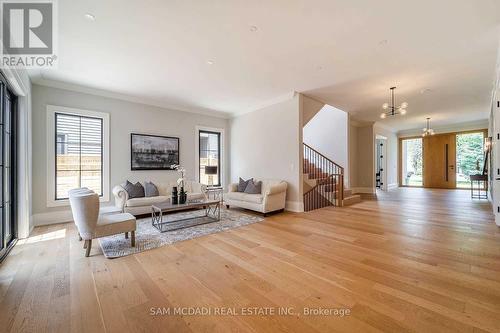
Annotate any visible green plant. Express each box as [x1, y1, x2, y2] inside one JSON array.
[[456, 133, 484, 177]]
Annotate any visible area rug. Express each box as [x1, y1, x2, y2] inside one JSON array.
[[98, 209, 263, 258]]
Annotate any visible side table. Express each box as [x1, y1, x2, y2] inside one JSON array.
[[206, 186, 224, 202], [470, 174, 488, 199]]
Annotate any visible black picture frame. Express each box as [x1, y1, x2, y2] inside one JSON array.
[[130, 133, 180, 170]]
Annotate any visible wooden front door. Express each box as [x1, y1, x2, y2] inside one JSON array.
[[423, 133, 456, 188]]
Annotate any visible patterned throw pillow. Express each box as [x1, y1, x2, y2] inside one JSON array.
[[244, 180, 262, 194], [144, 181, 159, 197], [238, 177, 253, 192], [123, 181, 145, 199]]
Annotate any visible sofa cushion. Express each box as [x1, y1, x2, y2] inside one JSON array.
[[144, 181, 159, 197], [244, 180, 262, 194], [126, 195, 169, 207], [238, 177, 253, 192], [123, 181, 145, 199], [157, 183, 173, 196], [226, 191, 263, 204], [95, 213, 136, 238]]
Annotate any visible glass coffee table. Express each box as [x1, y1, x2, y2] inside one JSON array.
[[151, 199, 221, 232]]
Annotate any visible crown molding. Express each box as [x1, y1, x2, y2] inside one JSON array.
[[31, 77, 232, 119], [0, 68, 28, 97]]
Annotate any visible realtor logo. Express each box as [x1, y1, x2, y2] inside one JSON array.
[[1, 0, 58, 68]]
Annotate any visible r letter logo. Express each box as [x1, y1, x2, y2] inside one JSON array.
[[1, 0, 58, 68]]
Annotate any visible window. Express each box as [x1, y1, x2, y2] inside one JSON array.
[[0, 79, 17, 260], [401, 138, 423, 186], [56, 134, 68, 154], [55, 113, 103, 199], [47, 106, 109, 207], [198, 130, 221, 186], [456, 132, 485, 189]]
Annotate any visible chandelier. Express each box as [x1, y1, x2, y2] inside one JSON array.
[[422, 117, 435, 137], [380, 87, 408, 119]]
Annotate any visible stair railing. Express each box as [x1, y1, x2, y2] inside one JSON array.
[[303, 143, 344, 211]]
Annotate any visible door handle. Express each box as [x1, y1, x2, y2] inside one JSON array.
[[449, 165, 454, 170], [445, 144, 449, 181]]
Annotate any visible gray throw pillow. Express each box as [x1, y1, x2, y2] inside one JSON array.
[[123, 181, 145, 199], [238, 177, 253, 192], [244, 180, 262, 194], [144, 181, 159, 197]]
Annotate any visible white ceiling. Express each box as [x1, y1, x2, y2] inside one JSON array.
[[31, 0, 500, 130]]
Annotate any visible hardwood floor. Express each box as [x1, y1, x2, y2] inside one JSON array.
[[1, 188, 499, 332]]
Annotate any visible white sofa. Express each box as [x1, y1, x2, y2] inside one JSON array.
[[225, 179, 287, 215], [112, 180, 206, 215]]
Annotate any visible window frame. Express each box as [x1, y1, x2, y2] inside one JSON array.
[[0, 77, 18, 262], [54, 112, 104, 200], [195, 126, 224, 188], [46, 105, 110, 207]]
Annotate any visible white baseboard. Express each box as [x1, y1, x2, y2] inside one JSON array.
[[285, 200, 304, 213], [351, 187, 376, 194], [27, 224, 35, 238], [32, 204, 121, 227], [388, 183, 398, 190], [33, 210, 73, 227], [33, 201, 305, 226]]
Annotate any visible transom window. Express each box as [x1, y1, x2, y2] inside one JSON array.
[[55, 113, 103, 200]]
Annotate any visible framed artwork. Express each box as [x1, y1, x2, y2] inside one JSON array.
[[130, 133, 179, 170]]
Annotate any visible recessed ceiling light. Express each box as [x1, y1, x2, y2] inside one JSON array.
[[250, 25, 258, 32], [378, 39, 388, 45], [206, 60, 214, 65], [84, 13, 96, 21], [420, 88, 432, 94]]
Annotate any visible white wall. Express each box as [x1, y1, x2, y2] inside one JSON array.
[[302, 96, 324, 126], [31, 84, 230, 222], [303, 104, 348, 186], [349, 121, 398, 193], [490, 46, 500, 226], [355, 125, 375, 190], [348, 120, 376, 193], [230, 94, 303, 211], [488, 86, 500, 226], [348, 121, 358, 188]]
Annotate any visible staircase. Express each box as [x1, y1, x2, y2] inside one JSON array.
[[303, 143, 361, 212]]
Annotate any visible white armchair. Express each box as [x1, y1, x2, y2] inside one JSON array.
[[69, 190, 137, 257], [225, 179, 287, 215]]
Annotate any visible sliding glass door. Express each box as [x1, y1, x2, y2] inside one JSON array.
[[0, 79, 17, 260]]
